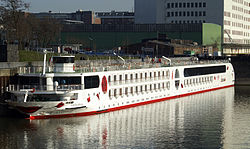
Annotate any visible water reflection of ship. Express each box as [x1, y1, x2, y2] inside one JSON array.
[[23, 87, 234, 148]]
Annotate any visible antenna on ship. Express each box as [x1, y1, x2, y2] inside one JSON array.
[[162, 56, 171, 66], [114, 52, 125, 66], [42, 49, 47, 75]]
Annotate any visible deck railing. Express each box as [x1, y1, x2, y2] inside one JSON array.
[[16, 59, 230, 74], [8, 84, 82, 92]]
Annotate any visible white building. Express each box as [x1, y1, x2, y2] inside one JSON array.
[[135, 0, 250, 44]]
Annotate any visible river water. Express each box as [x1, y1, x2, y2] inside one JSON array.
[[0, 86, 249, 149]]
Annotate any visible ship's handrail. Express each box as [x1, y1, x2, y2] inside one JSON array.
[[7, 84, 82, 92], [16, 59, 230, 74]]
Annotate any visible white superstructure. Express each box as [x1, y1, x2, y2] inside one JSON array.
[[135, 0, 250, 44], [6, 56, 235, 119]]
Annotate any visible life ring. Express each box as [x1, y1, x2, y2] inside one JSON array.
[[101, 76, 108, 94]]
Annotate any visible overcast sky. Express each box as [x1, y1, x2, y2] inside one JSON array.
[[24, 0, 134, 13]]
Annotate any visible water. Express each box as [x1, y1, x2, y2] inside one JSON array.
[[0, 86, 250, 149]]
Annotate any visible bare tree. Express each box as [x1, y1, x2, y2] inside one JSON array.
[[0, 0, 30, 49]]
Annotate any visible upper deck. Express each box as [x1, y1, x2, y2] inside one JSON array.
[[17, 57, 230, 75]]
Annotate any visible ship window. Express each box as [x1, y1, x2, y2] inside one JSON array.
[[108, 76, 111, 82], [114, 89, 117, 97], [19, 76, 46, 85], [184, 65, 226, 77], [125, 74, 128, 81], [158, 71, 161, 77], [84, 76, 99, 89], [109, 90, 111, 97], [154, 84, 156, 90], [175, 80, 180, 89], [114, 75, 117, 82], [162, 71, 165, 76], [130, 74, 133, 80], [150, 84, 152, 90], [145, 73, 147, 79], [150, 72, 152, 78], [154, 72, 156, 78], [136, 86, 138, 93], [140, 73, 143, 79], [125, 87, 128, 95], [166, 70, 170, 79], [54, 77, 81, 85], [158, 83, 160, 89], [140, 85, 143, 92], [119, 75, 122, 81], [131, 87, 133, 94], [136, 73, 138, 80], [175, 69, 180, 78], [53, 57, 74, 63], [145, 85, 147, 91], [167, 81, 170, 90], [120, 88, 122, 96], [162, 82, 165, 89]]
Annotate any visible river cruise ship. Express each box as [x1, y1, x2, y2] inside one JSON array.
[[5, 55, 235, 119]]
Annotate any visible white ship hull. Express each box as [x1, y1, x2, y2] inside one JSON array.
[[6, 57, 235, 119]]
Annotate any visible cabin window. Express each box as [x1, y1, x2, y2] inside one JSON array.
[[114, 75, 117, 82], [158, 71, 161, 77], [130, 87, 133, 94], [19, 76, 46, 85], [166, 70, 170, 79], [158, 83, 160, 89], [154, 72, 156, 78], [150, 72, 152, 78], [175, 80, 180, 89], [150, 84, 152, 91], [84, 76, 99, 89], [119, 75, 122, 81], [135, 86, 138, 93], [53, 57, 74, 63], [54, 77, 81, 85], [145, 85, 147, 91], [136, 73, 138, 80], [125, 87, 128, 95], [109, 90, 111, 97], [184, 65, 226, 77], [130, 74, 133, 80], [167, 81, 170, 90], [108, 76, 111, 82], [162, 82, 165, 89], [140, 85, 143, 92], [154, 84, 156, 90], [114, 89, 117, 97], [125, 74, 128, 81], [119, 88, 122, 96], [140, 73, 143, 79], [145, 73, 147, 79], [175, 69, 180, 78], [162, 71, 165, 76]]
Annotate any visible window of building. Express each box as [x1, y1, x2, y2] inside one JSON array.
[[179, 11, 182, 16], [171, 3, 174, 8], [171, 12, 174, 16], [203, 2, 206, 7], [183, 11, 186, 16], [179, 3, 182, 8], [187, 3, 190, 8], [203, 11, 206, 16], [175, 3, 178, 8], [191, 11, 194, 16], [195, 3, 198, 7], [167, 12, 170, 17], [195, 11, 198, 16], [175, 12, 178, 16], [167, 3, 170, 8], [199, 11, 202, 16], [187, 11, 190, 16], [183, 3, 186, 8], [191, 3, 194, 7], [199, 2, 202, 7]]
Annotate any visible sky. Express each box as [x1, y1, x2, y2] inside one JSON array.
[[24, 0, 134, 13]]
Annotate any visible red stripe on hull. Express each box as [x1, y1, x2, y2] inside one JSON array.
[[29, 84, 234, 120]]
